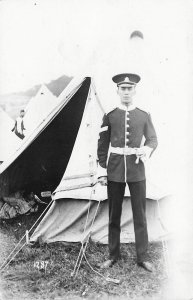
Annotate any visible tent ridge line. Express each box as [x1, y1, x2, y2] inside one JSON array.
[[90, 79, 105, 114]]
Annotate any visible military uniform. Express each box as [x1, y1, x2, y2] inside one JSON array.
[[97, 73, 158, 264], [98, 105, 157, 182]]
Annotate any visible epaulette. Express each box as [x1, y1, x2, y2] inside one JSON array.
[[136, 107, 150, 115], [106, 107, 117, 115]]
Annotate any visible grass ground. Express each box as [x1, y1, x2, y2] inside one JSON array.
[[0, 209, 168, 300]]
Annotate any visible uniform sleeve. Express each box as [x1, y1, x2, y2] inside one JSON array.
[[144, 114, 158, 151], [97, 114, 111, 170]]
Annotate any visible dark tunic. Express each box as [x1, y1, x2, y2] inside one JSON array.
[[97, 107, 158, 182]]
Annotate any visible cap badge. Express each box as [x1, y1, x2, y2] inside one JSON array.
[[124, 77, 130, 82]]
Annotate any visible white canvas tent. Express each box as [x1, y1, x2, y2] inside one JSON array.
[[0, 76, 88, 196], [0, 107, 21, 163], [29, 76, 172, 245], [23, 84, 59, 137], [0, 76, 171, 243]]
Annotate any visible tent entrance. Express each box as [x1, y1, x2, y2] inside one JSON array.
[[0, 78, 91, 197]]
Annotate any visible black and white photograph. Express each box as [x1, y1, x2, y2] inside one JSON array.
[[0, 0, 193, 299]]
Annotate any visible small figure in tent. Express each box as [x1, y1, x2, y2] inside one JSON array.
[[11, 109, 26, 139], [97, 73, 158, 272]]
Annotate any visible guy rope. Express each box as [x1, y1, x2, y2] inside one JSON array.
[[0, 198, 53, 272]]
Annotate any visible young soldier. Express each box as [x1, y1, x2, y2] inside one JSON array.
[[97, 73, 158, 272]]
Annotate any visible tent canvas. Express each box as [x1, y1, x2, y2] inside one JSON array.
[[0, 77, 91, 197], [0, 76, 171, 243], [23, 84, 59, 137], [0, 107, 21, 163], [30, 196, 170, 244], [30, 76, 171, 244]]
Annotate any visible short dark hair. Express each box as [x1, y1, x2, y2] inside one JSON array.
[[20, 109, 25, 113]]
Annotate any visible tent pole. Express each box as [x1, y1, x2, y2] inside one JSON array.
[[71, 199, 92, 277], [71, 188, 101, 278]]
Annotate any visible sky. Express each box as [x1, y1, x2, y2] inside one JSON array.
[[0, 0, 192, 95], [1, 0, 193, 296], [0, 0, 192, 164]]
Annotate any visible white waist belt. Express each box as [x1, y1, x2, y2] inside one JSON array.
[[110, 146, 137, 155]]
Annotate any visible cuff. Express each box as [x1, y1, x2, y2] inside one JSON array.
[[97, 164, 107, 178]]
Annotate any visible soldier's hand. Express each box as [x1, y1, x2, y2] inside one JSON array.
[[136, 147, 146, 158], [98, 176, 107, 186]]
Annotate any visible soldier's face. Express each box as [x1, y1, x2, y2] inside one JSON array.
[[117, 85, 136, 106]]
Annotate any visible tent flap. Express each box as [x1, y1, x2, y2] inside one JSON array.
[[31, 197, 170, 244], [0, 77, 91, 197]]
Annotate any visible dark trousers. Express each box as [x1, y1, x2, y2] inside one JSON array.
[[107, 180, 148, 263]]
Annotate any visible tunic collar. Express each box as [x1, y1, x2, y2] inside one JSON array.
[[118, 104, 136, 111]]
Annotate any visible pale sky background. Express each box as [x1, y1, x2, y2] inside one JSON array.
[[0, 0, 192, 96], [0, 0, 192, 186], [1, 0, 193, 297]]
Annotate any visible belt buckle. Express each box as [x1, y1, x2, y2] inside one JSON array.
[[123, 147, 131, 155]]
